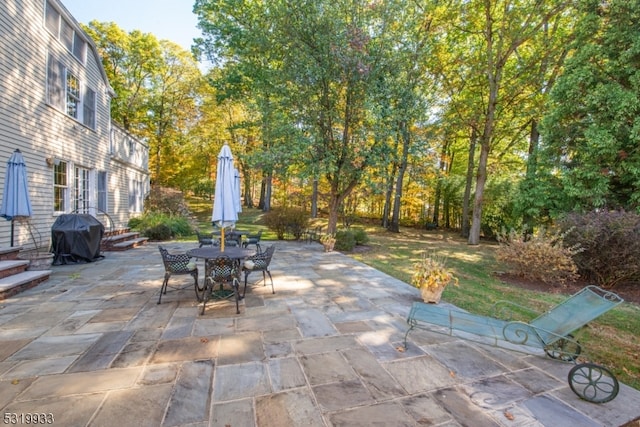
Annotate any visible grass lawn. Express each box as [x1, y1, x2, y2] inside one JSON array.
[[186, 200, 640, 391]]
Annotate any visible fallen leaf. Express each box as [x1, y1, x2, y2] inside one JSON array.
[[396, 346, 405, 352], [11, 379, 19, 385], [504, 410, 514, 420], [200, 338, 209, 343], [449, 371, 456, 378]]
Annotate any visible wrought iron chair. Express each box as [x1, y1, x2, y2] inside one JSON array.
[[202, 255, 240, 315], [242, 230, 263, 252], [242, 245, 275, 298], [195, 230, 217, 247], [158, 246, 200, 304], [226, 231, 242, 247]]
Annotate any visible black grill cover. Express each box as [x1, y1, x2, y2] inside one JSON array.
[[51, 214, 105, 265]]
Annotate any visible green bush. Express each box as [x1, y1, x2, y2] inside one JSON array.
[[263, 207, 309, 240], [128, 211, 192, 241], [335, 230, 356, 251], [559, 211, 640, 288], [496, 228, 580, 285], [352, 228, 369, 245], [145, 224, 173, 241]]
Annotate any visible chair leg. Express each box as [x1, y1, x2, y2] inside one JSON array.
[[158, 273, 170, 304], [232, 278, 240, 314], [266, 270, 274, 294], [200, 278, 211, 315], [242, 271, 250, 298]]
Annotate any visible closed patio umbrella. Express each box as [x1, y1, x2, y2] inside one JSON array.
[[212, 144, 240, 251], [0, 149, 33, 246]]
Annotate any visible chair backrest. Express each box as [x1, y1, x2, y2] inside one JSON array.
[[206, 256, 237, 281], [158, 246, 195, 272], [530, 285, 624, 344], [263, 245, 275, 264]]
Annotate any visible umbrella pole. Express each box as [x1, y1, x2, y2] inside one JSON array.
[[221, 228, 225, 252], [10, 219, 14, 247]]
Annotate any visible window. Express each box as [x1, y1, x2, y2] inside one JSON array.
[[97, 171, 107, 212], [83, 88, 96, 129], [47, 55, 96, 129], [74, 167, 91, 213], [129, 180, 144, 213], [45, 0, 86, 63], [54, 160, 68, 213], [66, 72, 80, 118]]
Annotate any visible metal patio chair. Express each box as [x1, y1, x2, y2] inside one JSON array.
[[403, 285, 624, 403], [242, 230, 263, 252], [158, 246, 200, 304], [195, 230, 217, 247], [242, 245, 275, 298], [202, 255, 241, 315]]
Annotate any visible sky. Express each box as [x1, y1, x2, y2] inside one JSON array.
[[60, 0, 202, 52]]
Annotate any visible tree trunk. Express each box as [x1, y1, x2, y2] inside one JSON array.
[[461, 128, 477, 238], [522, 119, 539, 232], [468, 140, 490, 245], [389, 121, 410, 233], [263, 172, 272, 212], [311, 178, 318, 218]]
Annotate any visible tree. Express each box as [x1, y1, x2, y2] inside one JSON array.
[[431, 1, 573, 244], [539, 0, 640, 213]]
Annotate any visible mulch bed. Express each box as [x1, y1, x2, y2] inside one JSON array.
[[496, 273, 640, 305]]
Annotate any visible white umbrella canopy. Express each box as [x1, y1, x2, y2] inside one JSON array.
[[0, 149, 33, 246], [233, 167, 242, 215], [212, 144, 240, 251]]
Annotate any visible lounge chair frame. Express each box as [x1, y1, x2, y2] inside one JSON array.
[[404, 285, 624, 403]]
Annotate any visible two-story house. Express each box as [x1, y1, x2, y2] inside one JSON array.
[[0, 0, 150, 251]]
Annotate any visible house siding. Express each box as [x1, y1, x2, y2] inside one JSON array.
[[0, 0, 149, 250]]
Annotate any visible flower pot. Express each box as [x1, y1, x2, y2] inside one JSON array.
[[420, 285, 446, 304], [18, 252, 54, 271], [322, 241, 335, 252]]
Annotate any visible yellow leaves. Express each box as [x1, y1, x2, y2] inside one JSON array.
[[411, 252, 459, 290]]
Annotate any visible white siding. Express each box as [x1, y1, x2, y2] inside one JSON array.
[[0, 0, 149, 250]]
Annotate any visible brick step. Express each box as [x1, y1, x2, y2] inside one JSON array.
[[0, 246, 22, 261], [0, 270, 51, 300], [0, 260, 30, 279], [102, 231, 140, 245], [103, 228, 131, 238], [105, 237, 149, 252]]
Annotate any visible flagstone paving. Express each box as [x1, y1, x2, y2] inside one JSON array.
[[0, 240, 639, 426]]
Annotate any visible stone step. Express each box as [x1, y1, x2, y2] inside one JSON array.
[[0, 270, 51, 300], [106, 237, 149, 252], [0, 260, 30, 279], [103, 228, 131, 238], [102, 231, 141, 245], [0, 246, 22, 261]]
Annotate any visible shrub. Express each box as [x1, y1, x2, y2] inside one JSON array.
[[558, 211, 640, 288], [145, 223, 173, 241], [263, 207, 309, 240], [128, 211, 192, 241], [496, 228, 580, 285], [335, 230, 356, 251], [145, 186, 191, 216], [352, 228, 369, 245]]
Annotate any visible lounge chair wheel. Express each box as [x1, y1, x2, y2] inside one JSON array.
[[545, 334, 581, 361], [568, 362, 619, 403]]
